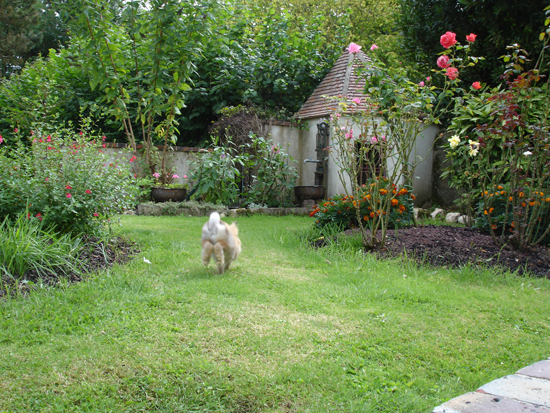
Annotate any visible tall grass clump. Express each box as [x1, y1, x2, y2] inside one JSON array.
[[0, 212, 82, 289]]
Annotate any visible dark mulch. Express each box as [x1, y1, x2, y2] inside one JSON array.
[[318, 225, 550, 278], [1, 236, 140, 297]]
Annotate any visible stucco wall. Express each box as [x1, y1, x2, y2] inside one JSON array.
[[265, 118, 438, 205]]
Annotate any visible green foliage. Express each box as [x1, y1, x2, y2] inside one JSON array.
[[0, 120, 139, 235], [244, 135, 298, 207], [189, 137, 245, 206], [189, 134, 298, 207], [0, 0, 40, 78], [473, 184, 550, 246], [178, 5, 345, 144], [0, 211, 81, 282], [0, 50, 92, 138], [311, 179, 415, 231]]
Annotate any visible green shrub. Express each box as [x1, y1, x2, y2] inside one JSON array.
[[310, 178, 415, 230], [0, 120, 139, 235], [189, 134, 298, 207]]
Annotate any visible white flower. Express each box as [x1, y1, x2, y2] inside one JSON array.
[[468, 140, 480, 157], [523, 151, 533, 156], [143, 257, 152, 264], [448, 135, 461, 149]]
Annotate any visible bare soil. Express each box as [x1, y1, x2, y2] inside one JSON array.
[[322, 225, 550, 278]]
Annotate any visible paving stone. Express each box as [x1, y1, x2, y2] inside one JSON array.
[[432, 391, 550, 413], [478, 374, 550, 407], [517, 360, 550, 380]]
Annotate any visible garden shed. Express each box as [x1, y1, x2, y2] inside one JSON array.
[[289, 48, 439, 205]]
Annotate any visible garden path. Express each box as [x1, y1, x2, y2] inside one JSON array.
[[432, 358, 550, 412]]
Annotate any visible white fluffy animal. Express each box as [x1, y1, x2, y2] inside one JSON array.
[[201, 212, 241, 274]]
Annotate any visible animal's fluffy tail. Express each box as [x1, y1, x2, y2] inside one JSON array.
[[208, 212, 221, 231]]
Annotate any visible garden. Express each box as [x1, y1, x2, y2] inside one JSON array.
[[1, 0, 550, 412]]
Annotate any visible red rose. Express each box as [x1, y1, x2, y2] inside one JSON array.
[[440, 31, 457, 49], [472, 81, 481, 90], [437, 55, 450, 68], [445, 67, 459, 80], [466, 33, 477, 43]]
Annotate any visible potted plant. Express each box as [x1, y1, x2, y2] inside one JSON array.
[[151, 171, 190, 203]]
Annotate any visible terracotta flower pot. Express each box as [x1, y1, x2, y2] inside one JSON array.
[[151, 187, 187, 202]]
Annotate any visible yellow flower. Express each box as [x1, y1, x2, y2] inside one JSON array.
[[448, 135, 461, 149]]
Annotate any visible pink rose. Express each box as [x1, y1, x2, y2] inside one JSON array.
[[347, 43, 361, 54], [419, 81, 425, 87], [472, 81, 481, 90], [0, 135, 3, 144], [371, 136, 378, 144], [93, 213, 99, 217], [437, 55, 450, 69], [85, 189, 91, 194], [445, 67, 459, 80], [466, 33, 477, 43], [426, 77, 431, 82], [345, 129, 354, 139], [352, 97, 361, 105], [370, 44, 378, 51], [440, 31, 457, 48], [66, 193, 72, 198]]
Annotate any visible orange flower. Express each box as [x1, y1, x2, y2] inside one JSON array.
[[509, 196, 513, 202], [411, 194, 416, 200], [497, 185, 503, 190], [370, 212, 375, 218], [500, 191, 506, 195], [529, 201, 535, 206], [489, 207, 494, 213], [363, 215, 369, 221], [519, 192, 524, 198], [391, 199, 399, 206], [484, 210, 488, 215], [546, 198, 550, 203], [399, 205, 406, 211], [380, 189, 388, 195], [492, 224, 497, 229], [521, 202, 526, 207]]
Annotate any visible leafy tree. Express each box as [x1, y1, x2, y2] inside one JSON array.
[[178, 3, 347, 145], [239, 0, 402, 67], [398, 0, 549, 86], [0, 0, 41, 78]]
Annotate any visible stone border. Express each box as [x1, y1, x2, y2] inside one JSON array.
[[136, 204, 312, 217], [432, 358, 550, 412]]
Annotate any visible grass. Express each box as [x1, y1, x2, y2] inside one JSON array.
[[0, 213, 82, 285], [1, 214, 549, 412]]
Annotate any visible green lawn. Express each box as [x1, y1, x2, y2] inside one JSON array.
[[1, 215, 549, 412]]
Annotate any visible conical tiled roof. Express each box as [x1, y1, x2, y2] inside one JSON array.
[[294, 49, 373, 120]]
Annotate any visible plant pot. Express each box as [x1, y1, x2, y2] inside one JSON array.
[[294, 186, 325, 202], [151, 187, 187, 203]]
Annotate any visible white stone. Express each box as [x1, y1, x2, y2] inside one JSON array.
[[431, 208, 445, 219], [445, 212, 461, 223], [458, 215, 472, 225]]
